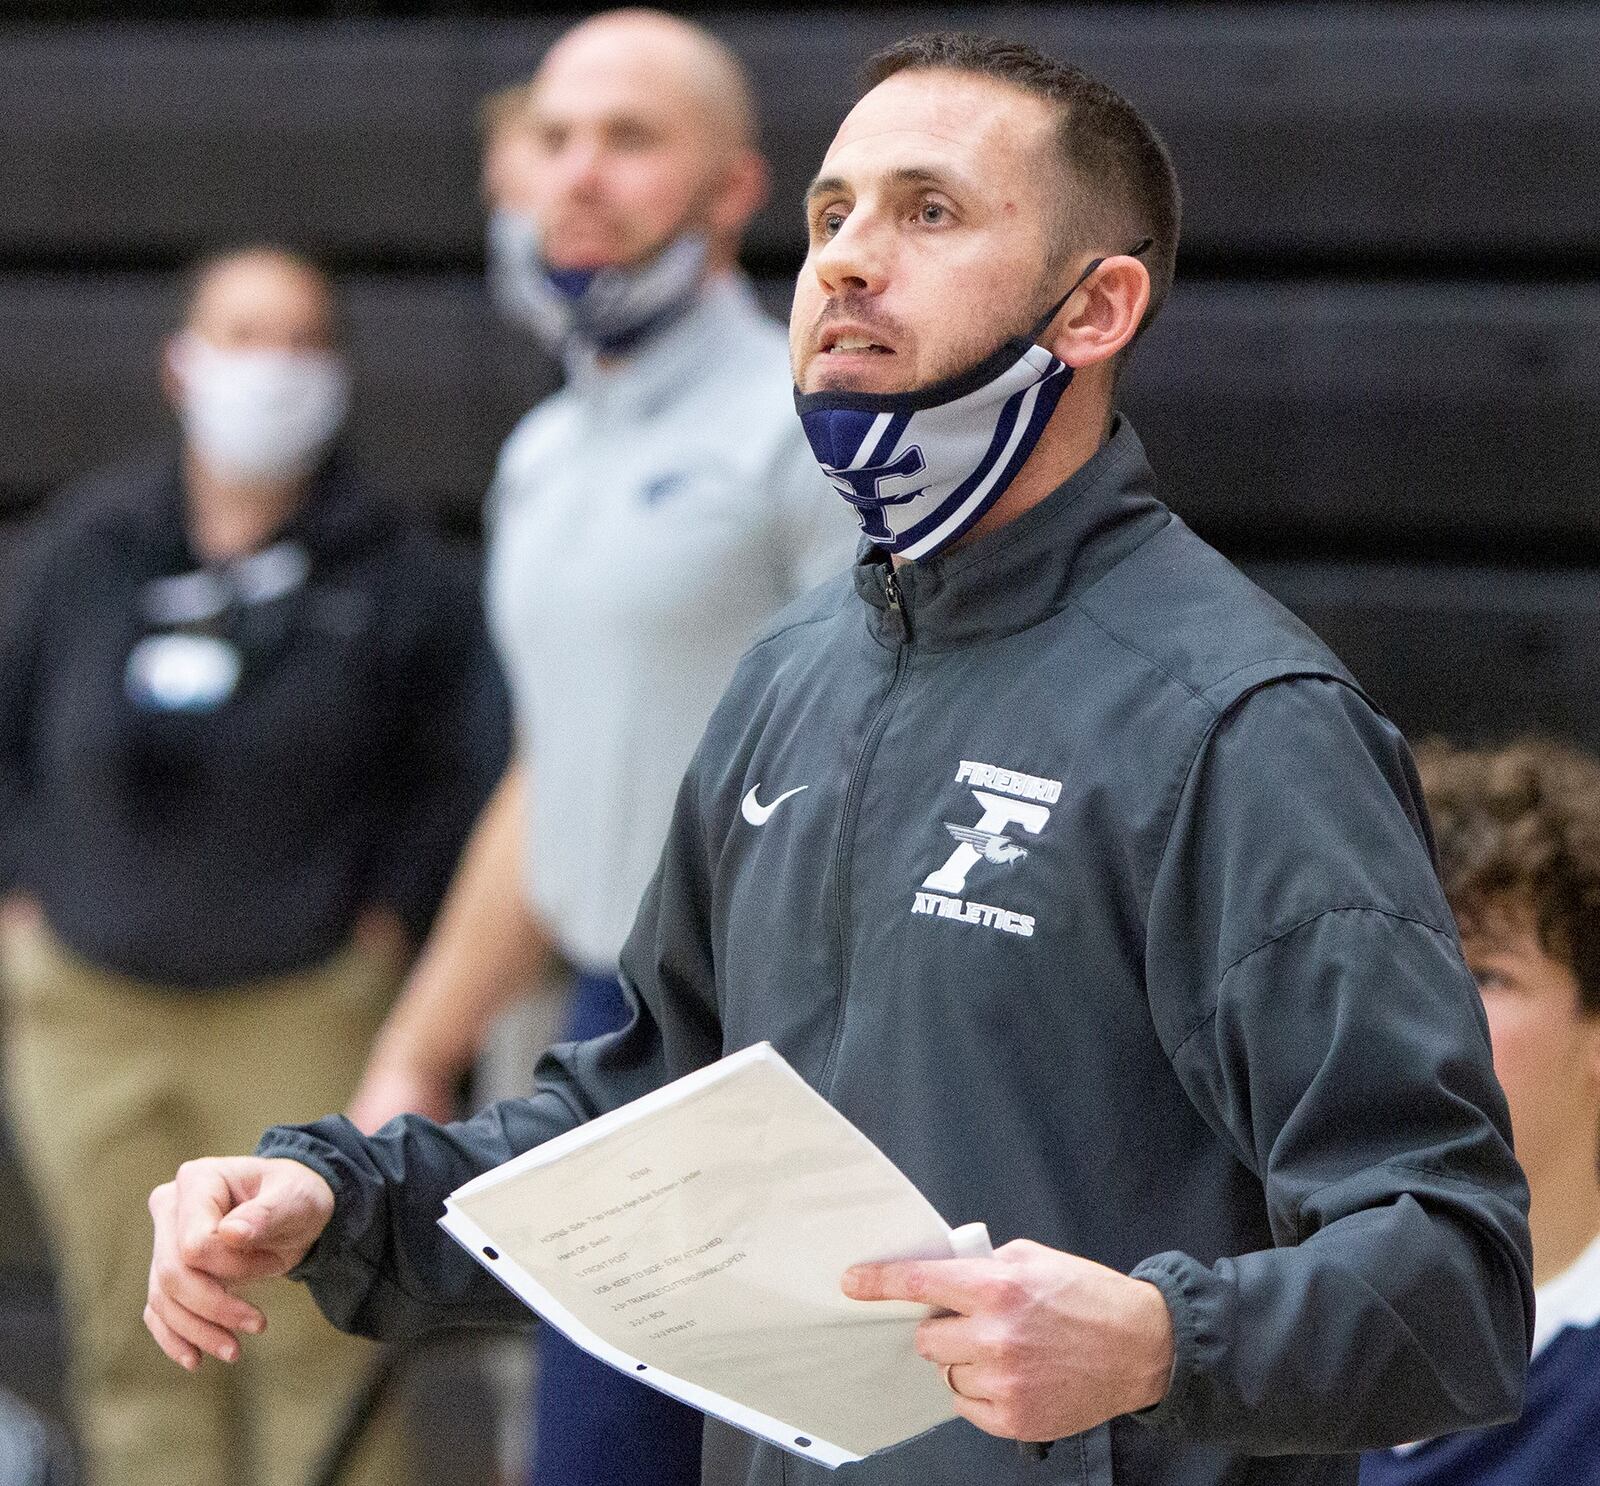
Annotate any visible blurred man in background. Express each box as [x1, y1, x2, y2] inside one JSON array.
[[344, 9, 854, 1484], [0, 246, 504, 1486], [1362, 738, 1600, 1485]]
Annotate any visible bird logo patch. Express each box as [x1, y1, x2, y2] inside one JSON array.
[[912, 760, 1059, 938], [943, 823, 1029, 866]]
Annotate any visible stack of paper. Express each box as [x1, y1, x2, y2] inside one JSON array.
[[440, 1042, 991, 1469]]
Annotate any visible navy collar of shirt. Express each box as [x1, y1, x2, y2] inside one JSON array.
[[562, 273, 769, 424]]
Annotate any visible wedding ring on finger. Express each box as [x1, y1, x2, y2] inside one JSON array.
[[941, 1362, 963, 1398]]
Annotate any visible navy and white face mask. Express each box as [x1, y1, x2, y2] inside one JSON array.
[[486, 207, 710, 356], [795, 242, 1149, 561]]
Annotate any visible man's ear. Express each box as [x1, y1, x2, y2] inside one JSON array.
[[709, 148, 770, 242], [1046, 254, 1151, 371]]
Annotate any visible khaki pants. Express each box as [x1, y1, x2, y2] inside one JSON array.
[[1, 915, 411, 1486]]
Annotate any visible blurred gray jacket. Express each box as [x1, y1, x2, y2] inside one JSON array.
[[485, 273, 856, 972]]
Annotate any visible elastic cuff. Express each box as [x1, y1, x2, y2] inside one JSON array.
[[1128, 1251, 1207, 1435], [254, 1125, 369, 1283]]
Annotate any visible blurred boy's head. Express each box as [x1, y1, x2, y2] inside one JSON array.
[[1418, 738, 1600, 1206]]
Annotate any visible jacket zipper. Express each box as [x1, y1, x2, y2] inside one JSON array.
[[820, 568, 910, 1094]]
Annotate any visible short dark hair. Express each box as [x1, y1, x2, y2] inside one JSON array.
[[862, 33, 1181, 342], [1417, 736, 1600, 1016]]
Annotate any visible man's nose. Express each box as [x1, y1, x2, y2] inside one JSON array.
[[812, 212, 890, 297], [549, 137, 607, 196]]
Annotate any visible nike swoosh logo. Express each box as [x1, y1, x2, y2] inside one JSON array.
[[741, 784, 809, 826]]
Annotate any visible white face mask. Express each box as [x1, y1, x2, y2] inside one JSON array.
[[168, 333, 349, 482], [485, 207, 710, 355]]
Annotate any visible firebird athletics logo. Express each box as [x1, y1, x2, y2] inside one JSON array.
[[820, 445, 927, 542], [912, 759, 1060, 938]]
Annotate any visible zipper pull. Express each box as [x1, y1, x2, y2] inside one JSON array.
[[883, 567, 910, 641]]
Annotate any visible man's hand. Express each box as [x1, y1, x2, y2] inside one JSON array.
[[145, 1157, 335, 1372], [842, 1239, 1175, 1443]]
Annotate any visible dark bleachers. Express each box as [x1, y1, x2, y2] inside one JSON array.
[[5, 3, 1599, 749], [6, 271, 1596, 553], [721, 3, 1600, 269], [0, 21, 487, 265], [1123, 281, 1600, 558], [6, 8, 1599, 273], [1246, 562, 1600, 754], [3, 5, 1599, 545], [1, 2, 1597, 679]]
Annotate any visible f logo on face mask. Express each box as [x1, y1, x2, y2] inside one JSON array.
[[823, 445, 927, 543], [922, 789, 1050, 895]]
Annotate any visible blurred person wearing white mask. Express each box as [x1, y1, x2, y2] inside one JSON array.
[[0, 246, 505, 1486], [343, 11, 855, 1485]]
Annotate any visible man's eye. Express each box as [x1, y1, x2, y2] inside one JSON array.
[[818, 210, 846, 237], [918, 202, 949, 225]]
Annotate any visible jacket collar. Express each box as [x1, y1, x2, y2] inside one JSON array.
[[851, 415, 1171, 651]]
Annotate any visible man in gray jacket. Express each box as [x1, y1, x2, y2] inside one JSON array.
[[144, 33, 1533, 1485]]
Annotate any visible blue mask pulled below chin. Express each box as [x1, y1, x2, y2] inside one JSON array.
[[486, 208, 710, 356], [795, 242, 1150, 562], [795, 336, 1074, 562]]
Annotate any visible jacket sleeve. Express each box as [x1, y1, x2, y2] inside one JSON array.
[[1132, 676, 1533, 1453], [361, 538, 511, 942], [256, 758, 726, 1340]]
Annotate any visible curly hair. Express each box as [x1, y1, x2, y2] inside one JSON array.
[[1417, 737, 1600, 1015]]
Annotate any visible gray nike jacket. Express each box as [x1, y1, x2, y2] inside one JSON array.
[[260, 418, 1532, 1486]]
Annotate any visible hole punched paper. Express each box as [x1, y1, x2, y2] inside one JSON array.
[[440, 1042, 994, 1468]]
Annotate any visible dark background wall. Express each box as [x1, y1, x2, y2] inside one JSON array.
[[5, 2, 1600, 760], [1, 2, 1597, 1471]]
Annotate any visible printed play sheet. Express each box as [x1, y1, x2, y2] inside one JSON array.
[[440, 1042, 991, 1468]]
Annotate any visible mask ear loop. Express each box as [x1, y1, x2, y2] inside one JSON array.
[[1027, 236, 1156, 343]]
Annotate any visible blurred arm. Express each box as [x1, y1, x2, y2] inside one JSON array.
[[348, 759, 554, 1131], [363, 543, 511, 945], [258, 749, 725, 1340]]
